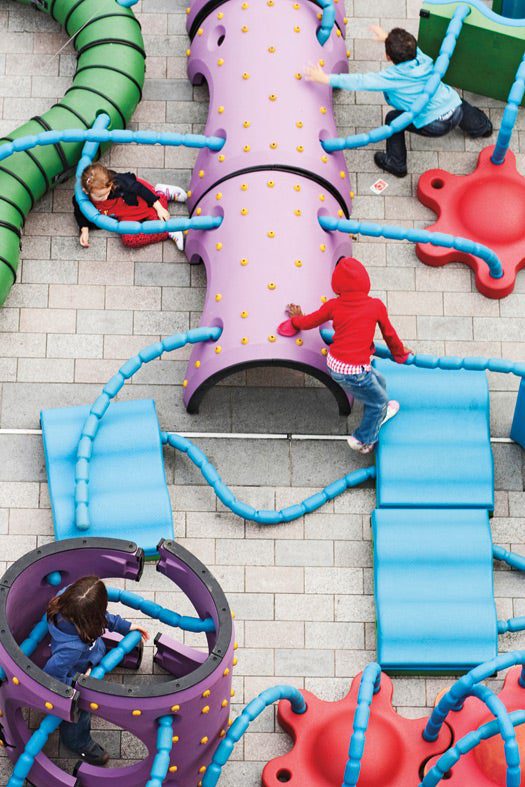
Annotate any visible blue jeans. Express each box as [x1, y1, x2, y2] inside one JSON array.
[[330, 367, 388, 445], [385, 100, 491, 170], [60, 710, 93, 754]]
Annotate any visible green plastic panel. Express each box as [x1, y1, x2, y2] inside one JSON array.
[[419, 1, 525, 103]]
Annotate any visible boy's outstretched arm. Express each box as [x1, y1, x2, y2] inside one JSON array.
[[304, 63, 397, 93]]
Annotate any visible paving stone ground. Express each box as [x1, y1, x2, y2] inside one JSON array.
[[0, 0, 525, 783]]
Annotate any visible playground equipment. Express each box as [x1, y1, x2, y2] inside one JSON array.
[[41, 318, 525, 672], [181, 0, 354, 412], [419, 0, 525, 103], [259, 653, 525, 786], [0, 537, 235, 786], [40, 329, 376, 556], [0, 0, 146, 305]]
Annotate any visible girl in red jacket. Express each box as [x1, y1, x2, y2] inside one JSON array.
[[73, 163, 187, 251], [287, 256, 411, 454]]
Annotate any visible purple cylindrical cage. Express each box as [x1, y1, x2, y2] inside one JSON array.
[[183, 0, 353, 413], [0, 538, 235, 786]]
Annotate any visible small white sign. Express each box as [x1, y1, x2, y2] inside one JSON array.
[[370, 178, 389, 195]]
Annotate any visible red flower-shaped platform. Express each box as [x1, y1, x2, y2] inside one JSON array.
[[423, 666, 525, 785], [262, 673, 452, 787], [417, 146, 525, 299]]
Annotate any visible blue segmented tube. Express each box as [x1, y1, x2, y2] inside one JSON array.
[[342, 663, 382, 786], [492, 53, 525, 165], [74, 114, 224, 235], [202, 685, 307, 786], [145, 716, 174, 787], [106, 586, 215, 633], [421, 710, 525, 787], [423, 651, 525, 742], [163, 431, 376, 524], [316, 0, 337, 45], [319, 216, 504, 279], [74, 326, 222, 532]]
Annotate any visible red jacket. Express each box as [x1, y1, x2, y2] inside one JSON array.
[[291, 257, 409, 365]]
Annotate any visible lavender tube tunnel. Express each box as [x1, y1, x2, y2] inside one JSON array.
[[183, 0, 353, 413], [0, 538, 235, 787]]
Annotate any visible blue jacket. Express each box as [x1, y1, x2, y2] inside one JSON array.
[[329, 48, 461, 128], [44, 612, 131, 686]]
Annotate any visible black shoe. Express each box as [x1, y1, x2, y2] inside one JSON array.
[[78, 741, 109, 766], [469, 120, 493, 139], [374, 152, 407, 178]]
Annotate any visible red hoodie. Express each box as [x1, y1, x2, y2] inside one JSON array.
[[291, 257, 409, 365]]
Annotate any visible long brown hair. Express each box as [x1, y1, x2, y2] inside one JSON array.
[[47, 576, 108, 644], [81, 163, 115, 195]]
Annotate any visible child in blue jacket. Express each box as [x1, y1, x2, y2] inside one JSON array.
[[44, 576, 149, 765], [305, 26, 492, 176]]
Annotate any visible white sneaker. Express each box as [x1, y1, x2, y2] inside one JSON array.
[[347, 435, 375, 454], [381, 400, 400, 428], [155, 183, 187, 203], [169, 231, 185, 251]]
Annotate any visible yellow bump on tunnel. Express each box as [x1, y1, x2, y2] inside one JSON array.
[[319, 193, 325, 201], [171, 704, 180, 712], [201, 705, 211, 714], [296, 145, 304, 152], [195, 360, 201, 368], [218, 105, 224, 114], [172, 735, 179, 743], [242, 72, 250, 80], [340, 171, 346, 179], [241, 183, 248, 191], [220, 729, 226, 738], [222, 699, 229, 707], [294, 25, 300, 32], [320, 243, 326, 252], [132, 710, 142, 717], [216, 192, 222, 200], [217, 58, 224, 66], [215, 293, 222, 301], [45, 702, 54, 710], [216, 242, 223, 250], [321, 296, 328, 303], [196, 207, 202, 215], [267, 231, 276, 239], [269, 93, 277, 101], [241, 207, 249, 215], [267, 180, 275, 188], [267, 281, 276, 289], [169, 765, 178, 773], [240, 311, 248, 318], [296, 120, 303, 128], [294, 209, 302, 216], [293, 184, 301, 192], [217, 10, 224, 17], [295, 73, 302, 80], [242, 25, 249, 32], [243, 120, 250, 128], [269, 141, 278, 149], [320, 106, 327, 114], [186, 48, 191, 56], [268, 45, 276, 53], [268, 335, 277, 343], [241, 337, 248, 345], [319, 58, 325, 66], [197, 27, 203, 35], [214, 346, 222, 354], [202, 689, 211, 698], [182, 379, 188, 389], [295, 259, 302, 267], [218, 154, 225, 162], [321, 348, 328, 356], [240, 258, 248, 266], [198, 169, 204, 178], [200, 737, 209, 745], [296, 338, 303, 346], [243, 144, 251, 152], [223, 667, 230, 676], [321, 155, 328, 163], [338, 209, 344, 218]]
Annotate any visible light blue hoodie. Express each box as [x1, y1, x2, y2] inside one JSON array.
[[329, 48, 461, 129]]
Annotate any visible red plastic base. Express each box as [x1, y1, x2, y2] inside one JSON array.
[[417, 146, 525, 299], [424, 666, 525, 785], [262, 673, 452, 787]]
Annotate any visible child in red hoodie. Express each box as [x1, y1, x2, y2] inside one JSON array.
[[287, 257, 411, 454]]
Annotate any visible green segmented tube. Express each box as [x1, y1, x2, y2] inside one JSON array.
[[0, 0, 146, 305]]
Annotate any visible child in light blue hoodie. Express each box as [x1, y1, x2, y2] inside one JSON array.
[[44, 576, 149, 766], [306, 26, 492, 176]]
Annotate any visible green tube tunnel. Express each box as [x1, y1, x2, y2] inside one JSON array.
[[0, 0, 147, 305]]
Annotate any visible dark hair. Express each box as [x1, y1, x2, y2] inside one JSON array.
[[47, 576, 108, 644], [385, 28, 417, 64]]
